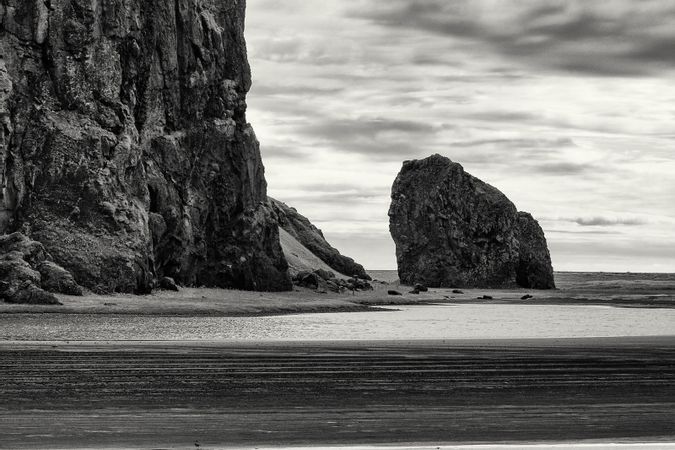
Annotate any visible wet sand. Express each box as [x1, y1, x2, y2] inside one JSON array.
[[1, 337, 674, 448], [0, 273, 673, 317]]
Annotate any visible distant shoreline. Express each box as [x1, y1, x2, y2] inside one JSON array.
[[0, 271, 672, 317]]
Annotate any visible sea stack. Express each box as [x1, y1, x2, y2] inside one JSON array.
[[0, 0, 291, 294], [389, 154, 555, 289]]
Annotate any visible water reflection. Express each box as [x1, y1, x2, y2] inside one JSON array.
[[2, 304, 675, 341]]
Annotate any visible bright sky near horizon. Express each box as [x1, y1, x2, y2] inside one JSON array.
[[245, 0, 675, 273]]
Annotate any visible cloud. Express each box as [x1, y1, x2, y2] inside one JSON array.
[[534, 162, 592, 175], [547, 229, 619, 235], [350, 0, 675, 76], [566, 217, 647, 227], [259, 145, 309, 160], [245, 0, 675, 273], [452, 137, 576, 149], [294, 117, 441, 159]]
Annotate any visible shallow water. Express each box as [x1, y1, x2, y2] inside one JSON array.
[[2, 304, 674, 341]]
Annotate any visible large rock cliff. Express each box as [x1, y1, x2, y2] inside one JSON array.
[[0, 0, 291, 293], [389, 154, 555, 289], [270, 198, 370, 280]]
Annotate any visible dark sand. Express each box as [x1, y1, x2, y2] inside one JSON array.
[[1, 337, 674, 449], [1, 271, 674, 317]]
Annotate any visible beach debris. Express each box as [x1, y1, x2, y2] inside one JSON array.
[[388, 290, 403, 296], [521, 294, 534, 300], [389, 154, 555, 290], [452, 289, 464, 294], [477, 295, 494, 300]]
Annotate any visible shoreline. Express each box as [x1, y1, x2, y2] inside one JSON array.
[[0, 280, 673, 317]]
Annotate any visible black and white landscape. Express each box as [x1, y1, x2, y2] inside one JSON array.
[[0, 1, 673, 449]]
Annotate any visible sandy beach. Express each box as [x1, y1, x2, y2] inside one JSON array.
[[0, 272, 673, 317], [1, 338, 674, 448], [1, 272, 674, 447]]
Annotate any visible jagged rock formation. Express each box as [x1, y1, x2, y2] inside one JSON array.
[[0, 232, 83, 304], [0, 0, 291, 294], [389, 154, 555, 289], [515, 212, 556, 289], [271, 198, 370, 280]]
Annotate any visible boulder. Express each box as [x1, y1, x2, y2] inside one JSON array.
[[271, 199, 370, 280], [314, 269, 336, 280], [389, 155, 555, 289], [388, 290, 403, 296], [294, 272, 321, 290], [0, 254, 60, 305], [38, 262, 84, 296], [158, 276, 180, 292], [0, 234, 82, 304], [414, 283, 428, 292], [0, 0, 291, 293]]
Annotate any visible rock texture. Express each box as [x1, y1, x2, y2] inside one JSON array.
[[389, 154, 555, 289], [0, 232, 81, 304], [515, 212, 556, 289], [0, 0, 291, 293], [271, 198, 370, 280]]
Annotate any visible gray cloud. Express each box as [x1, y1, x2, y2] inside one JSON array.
[[350, 0, 675, 76], [569, 217, 647, 227], [246, 0, 675, 273], [535, 162, 592, 175], [259, 145, 308, 160], [453, 137, 576, 149], [295, 117, 440, 159], [547, 229, 619, 235]]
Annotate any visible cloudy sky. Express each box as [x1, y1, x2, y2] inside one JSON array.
[[245, 0, 675, 273]]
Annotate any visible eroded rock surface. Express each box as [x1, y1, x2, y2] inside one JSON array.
[[271, 198, 370, 280], [515, 212, 556, 289], [0, 233, 81, 304], [0, 0, 291, 293], [389, 154, 555, 289], [38, 261, 83, 296]]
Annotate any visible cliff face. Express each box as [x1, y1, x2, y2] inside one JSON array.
[[515, 212, 556, 289], [389, 154, 555, 289], [0, 0, 291, 293], [270, 198, 370, 280]]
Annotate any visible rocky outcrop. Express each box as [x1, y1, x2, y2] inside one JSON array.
[[389, 154, 555, 289], [38, 261, 83, 296], [271, 198, 370, 280], [0, 0, 291, 293], [0, 232, 83, 304], [515, 212, 556, 289]]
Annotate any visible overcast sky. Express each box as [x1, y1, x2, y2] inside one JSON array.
[[245, 0, 675, 273]]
